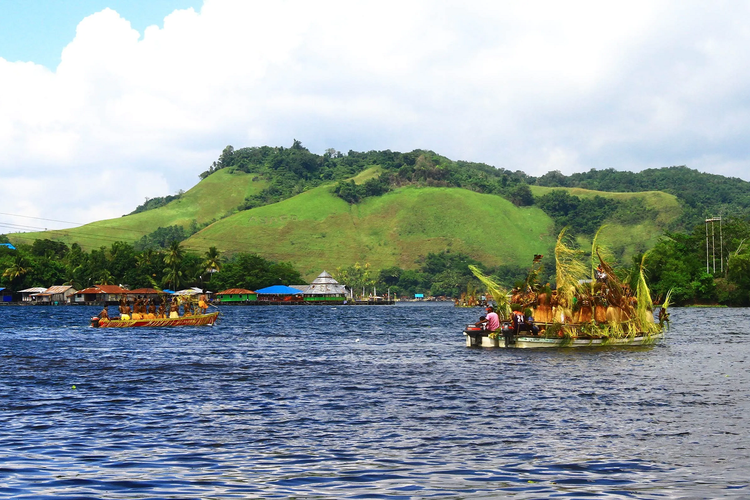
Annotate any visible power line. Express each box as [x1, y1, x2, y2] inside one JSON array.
[[0, 212, 84, 226]]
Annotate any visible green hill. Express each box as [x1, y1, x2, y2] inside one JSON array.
[[530, 185, 682, 259], [183, 183, 555, 278], [8, 169, 684, 280], [9, 169, 266, 248], [6, 144, 689, 279]]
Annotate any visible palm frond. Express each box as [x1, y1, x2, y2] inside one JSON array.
[[554, 228, 588, 318], [469, 265, 511, 319]]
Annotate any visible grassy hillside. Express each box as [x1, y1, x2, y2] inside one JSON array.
[[530, 186, 682, 258], [8, 165, 683, 279], [9, 169, 266, 248], [184, 184, 555, 279]]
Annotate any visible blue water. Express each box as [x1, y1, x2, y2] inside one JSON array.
[[0, 303, 748, 499]]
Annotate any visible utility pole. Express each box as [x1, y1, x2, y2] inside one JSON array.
[[705, 217, 723, 274]]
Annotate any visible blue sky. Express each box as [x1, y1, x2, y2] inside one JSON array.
[[2, 1, 750, 232], [1, 0, 200, 69]]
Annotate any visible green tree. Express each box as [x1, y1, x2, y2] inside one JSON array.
[[202, 246, 222, 282], [163, 240, 185, 290], [3, 253, 30, 289]]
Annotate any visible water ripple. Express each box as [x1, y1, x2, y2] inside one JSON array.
[[1, 304, 749, 498]]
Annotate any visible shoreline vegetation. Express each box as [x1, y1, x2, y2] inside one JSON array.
[[5, 142, 750, 306]]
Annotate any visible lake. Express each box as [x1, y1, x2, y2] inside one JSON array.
[[0, 303, 748, 498]]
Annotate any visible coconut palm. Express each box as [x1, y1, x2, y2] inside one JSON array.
[[3, 254, 29, 288], [202, 246, 222, 281], [163, 240, 185, 290]]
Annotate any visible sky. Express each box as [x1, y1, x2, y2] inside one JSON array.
[[3, 0, 750, 232]]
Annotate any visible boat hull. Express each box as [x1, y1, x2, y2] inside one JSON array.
[[92, 312, 219, 328], [464, 327, 663, 348]]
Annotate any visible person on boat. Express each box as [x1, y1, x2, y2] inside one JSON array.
[[595, 264, 608, 282], [474, 315, 488, 330], [523, 308, 539, 334], [658, 307, 670, 327], [485, 306, 500, 332], [146, 300, 156, 319], [511, 308, 525, 333], [131, 297, 143, 320], [98, 306, 109, 322], [119, 299, 131, 321], [169, 299, 180, 319], [157, 301, 166, 319], [198, 293, 208, 314]]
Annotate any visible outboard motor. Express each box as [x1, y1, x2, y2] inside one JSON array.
[[91, 317, 100, 328]]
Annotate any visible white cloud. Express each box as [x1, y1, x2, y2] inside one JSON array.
[[2, 0, 750, 232]]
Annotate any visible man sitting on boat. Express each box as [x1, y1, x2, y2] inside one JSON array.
[[474, 315, 488, 330], [98, 306, 109, 322], [485, 306, 500, 331]]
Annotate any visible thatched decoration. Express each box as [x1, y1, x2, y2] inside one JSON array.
[[635, 253, 660, 334], [554, 228, 588, 322], [469, 265, 511, 320]]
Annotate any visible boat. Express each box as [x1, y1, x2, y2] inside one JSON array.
[[463, 323, 663, 348], [90, 311, 219, 328], [464, 227, 671, 349]]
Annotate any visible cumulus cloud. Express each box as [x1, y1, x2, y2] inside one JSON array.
[[2, 0, 750, 230]]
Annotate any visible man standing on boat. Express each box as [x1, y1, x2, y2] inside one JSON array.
[[485, 306, 500, 332]]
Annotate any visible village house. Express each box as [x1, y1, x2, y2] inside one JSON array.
[[74, 284, 129, 304], [30, 285, 77, 304]]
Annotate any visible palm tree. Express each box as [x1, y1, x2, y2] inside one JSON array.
[[163, 240, 185, 290], [202, 246, 222, 282], [3, 254, 29, 289], [98, 270, 114, 285]]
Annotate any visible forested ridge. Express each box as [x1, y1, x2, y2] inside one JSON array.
[[6, 141, 750, 305], [194, 141, 750, 234]]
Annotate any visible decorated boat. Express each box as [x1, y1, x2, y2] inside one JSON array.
[[463, 323, 664, 348], [91, 311, 219, 328], [465, 227, 671, 349]]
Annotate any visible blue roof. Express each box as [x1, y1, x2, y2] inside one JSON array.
[[162, 289, 176, 294], [1, 243, 16, 250], [255, 285, 304, 295]]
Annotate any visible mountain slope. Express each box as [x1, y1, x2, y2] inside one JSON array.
[[10, 169, 266, 248], [183, 184, 555, 277]]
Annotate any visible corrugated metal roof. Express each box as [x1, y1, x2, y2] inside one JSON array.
[[310, 270, 339, 285], [76, 285, 128, 294], [19, 287, 47, 293], [44, 285, 73, 294], [216, 288, 256, 295]]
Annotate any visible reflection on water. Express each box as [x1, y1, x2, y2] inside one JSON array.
[[0, 304, 748, 498]]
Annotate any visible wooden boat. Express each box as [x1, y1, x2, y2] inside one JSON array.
[[463, 323, 663, 349], [90, 312, 219, 328]]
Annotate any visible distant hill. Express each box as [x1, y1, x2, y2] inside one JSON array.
[[14, 142, 750, 277], [9, 169, 265, 249]]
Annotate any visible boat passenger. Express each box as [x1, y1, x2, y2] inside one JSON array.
[[474, 315, 488, 330], [157, 301, 166, 319], [131, 297, 143, 320], [120, 299, 131, 321], [169, 299, 179, 319], [198, 293, 208, 314], [523, 308, 539, 335], [658, 307, 670, 327], [511, 309, 525, 333], [146, 300, 156, 319], [485, 306, 500, 331], [98, 306, 109, 322]]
